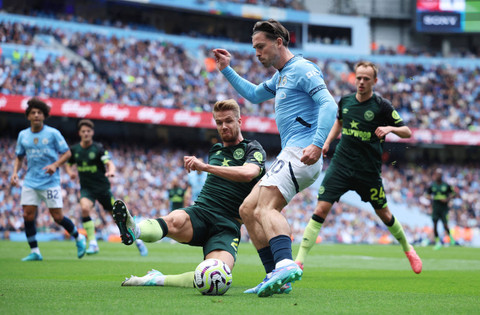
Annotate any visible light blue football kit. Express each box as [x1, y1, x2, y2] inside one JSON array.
[[221, 55, 337, 150], [15, 125, 70, 190]]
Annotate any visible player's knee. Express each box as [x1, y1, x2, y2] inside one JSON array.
[[239, 202, 254, 222]]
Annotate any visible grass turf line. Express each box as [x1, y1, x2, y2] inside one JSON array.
[[0, 240, 479, 314]]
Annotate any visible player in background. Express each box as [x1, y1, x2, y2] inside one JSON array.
[[425, 168, 457, 250], [115, 99, 266, 287], [65, 119, 147, 256], [10, 98, 86, 261], [294, 61, 423, 274], [167, 177, 187, 211], [213, 19, 337, 297], [185, 160, 207, 205]]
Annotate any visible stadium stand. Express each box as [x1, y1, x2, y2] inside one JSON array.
[[0, 2, 479, 247], [1, 137, 478, 246]]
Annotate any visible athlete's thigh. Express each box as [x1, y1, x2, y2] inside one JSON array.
[[203, 216, 241, 262], [42, 186, 63, 208], [181, 206, 208, 246], [96, 191, 115, 212], [318, 162, 352, 203], [354, 173, 387, 209], [165, 208, 195, 243], [21, 186, 41, 206], [261, 147, 322, 203]]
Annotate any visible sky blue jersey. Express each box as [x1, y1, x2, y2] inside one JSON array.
[[187, 170, 207, 202], [15, 125, 70, 190], [222, 55, 337, 149]]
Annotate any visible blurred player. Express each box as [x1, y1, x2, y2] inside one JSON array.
[[294, 61, 423, 274], [167, 176, 187, 211], [213, 19, 337, 296], [10, 98, 86, 261], [186, 160, 207, 205], [115, 99, 266, 287], [65, 119, 147, 256], [426, 168, 457, 250]]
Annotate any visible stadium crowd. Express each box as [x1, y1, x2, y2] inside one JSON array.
[[1, 137, 478, 246], [1, 20, 480, 131]]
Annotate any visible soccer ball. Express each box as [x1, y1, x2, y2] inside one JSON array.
[[194, 258, 232, 295]]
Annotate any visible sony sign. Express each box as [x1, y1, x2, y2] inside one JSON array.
[[418, 11, 462, 32]]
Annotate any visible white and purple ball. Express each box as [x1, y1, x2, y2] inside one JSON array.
[[194, 258, 233, 295]]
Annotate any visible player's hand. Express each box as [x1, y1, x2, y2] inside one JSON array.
[[10, 174, 19, 187], [68, 172, 77, 180], [375, 126, 393, 138], [322, 143, 330, 158], [184, 156, 207, 172], [43, 164, 57, 175], [300, 144, 322, 165], [105, 171, 115, 178], [212, 48, 231, 71]]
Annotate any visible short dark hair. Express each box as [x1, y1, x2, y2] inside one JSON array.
[[78, 119, 94, 130], [253, 19, 290, 47], [25, 98, 50, 118]]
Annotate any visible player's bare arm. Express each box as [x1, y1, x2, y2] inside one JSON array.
[[43, 150, 72, 175], [10, 156, 24, 186], [65, 164, 77, 180], [375, 125, 411, 139], [105, 160, 116, 177], [184, 155, 260, 182]]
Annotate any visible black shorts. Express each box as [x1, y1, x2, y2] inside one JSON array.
[[318, 161, 388, 210], [181, 204, 241, 261], [80, 189, 114, 211]]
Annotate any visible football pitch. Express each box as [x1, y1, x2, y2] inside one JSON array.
[[0, 240, 479, 314]]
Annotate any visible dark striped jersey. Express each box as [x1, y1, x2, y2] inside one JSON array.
[[334, 93, 406, 174], [68, 142, 112, 192], [195, 139, 266, 220]]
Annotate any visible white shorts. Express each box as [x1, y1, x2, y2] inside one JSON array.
[[21, 186, 64, 208], [260, 147, 323, 203]]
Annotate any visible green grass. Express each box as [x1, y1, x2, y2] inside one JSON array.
[[0, 240, 479, 314]]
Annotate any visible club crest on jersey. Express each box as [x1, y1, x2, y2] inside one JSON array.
[[233, 148, 244, 160], [89, 152, 96, 160], [42, 138, 49, 145], [364, 110, 374, 121], [34, 138, 39, 145]]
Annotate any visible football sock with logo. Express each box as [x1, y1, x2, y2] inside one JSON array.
[[386, 216, 410, 252], [82, 217, 96, 244], [258, 246, 275, 274], [25, 220, 38, 249], [269, 235, 293, 268], [295, 214, 324, 264], [164, 271, 195, 288], [137, 218, 168, 242], [59, 217, 79, 239]]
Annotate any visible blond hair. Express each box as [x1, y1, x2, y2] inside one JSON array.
[[354, 61, 378, 79], [213, 99, 241, 119]]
